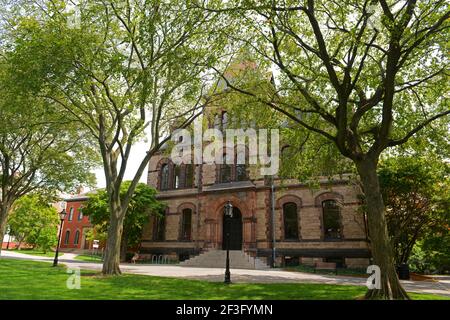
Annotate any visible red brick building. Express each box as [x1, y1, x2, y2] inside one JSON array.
[[60, 194, 95, 251]]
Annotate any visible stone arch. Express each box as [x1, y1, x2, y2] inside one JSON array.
[[213, 196, 252, 220], [314, 191, 344, 207], [276, 194, 303, 210], [210, 195, 254, 249], [177, 202, 197, 214]]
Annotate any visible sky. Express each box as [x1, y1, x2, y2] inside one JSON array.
[[92, 140, 150, 189]]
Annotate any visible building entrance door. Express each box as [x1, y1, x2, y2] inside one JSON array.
[[222, 207, 243, 250]]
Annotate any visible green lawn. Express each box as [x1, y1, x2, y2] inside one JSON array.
[[0, 259, 447, 300], [74, 254, 103, 262], [5, 249, 57, 258]]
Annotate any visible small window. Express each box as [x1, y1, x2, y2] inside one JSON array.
[[220, 163, 233, 183], [236, 164, 247, 181], [283, 202, 299, 240], [160, 164, 170, 190], [174, 165, 181, 189], [74, 230, 80, 245], [153, 212, 166, 241], [185, 164, 194, 188], [78, 208, 83, 220], [181, 209, 192, 241], [68, 207, 74, 221], [64, 230, 70, 245], [220, 153, 232, 183], [323, 200, 342, 240]]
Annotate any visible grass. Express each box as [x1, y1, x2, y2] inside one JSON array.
[[74, 254, 103, 262], [0, 259, 447, 300], [5, 249, 57, 258]]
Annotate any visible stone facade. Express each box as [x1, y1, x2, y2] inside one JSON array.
[[141, 150, 371, 268]]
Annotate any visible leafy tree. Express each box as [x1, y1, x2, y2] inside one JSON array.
[[409, 232, 450, 274], [0, 50, 97, 255], [3, 0, 224, 274], [83, 182, 164, 262], [201, 0, 449, 299], [379, 156, 450, 265], [8, 195, 60, 253]]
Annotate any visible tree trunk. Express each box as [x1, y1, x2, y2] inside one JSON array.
[[102, 201, 125, 275], [0, 206, 10, 255], [120, 233, 128, 263], [356, 158, 410, 300]]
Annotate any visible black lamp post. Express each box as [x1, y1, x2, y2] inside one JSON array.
[[53, 208, 67, 267], [224, 201, 233, 284]]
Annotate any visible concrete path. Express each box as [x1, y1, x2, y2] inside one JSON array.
[[1, 250, 449, 298]]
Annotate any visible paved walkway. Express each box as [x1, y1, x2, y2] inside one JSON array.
[[1, 250, 449, 297]]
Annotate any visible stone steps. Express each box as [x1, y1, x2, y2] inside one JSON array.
[[179, 249, 270, 270]]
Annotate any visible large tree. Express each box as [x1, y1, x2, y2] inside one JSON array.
[[199, 0, 450, 299], [4, 0, 224, 274], [0, 53, 97, 255]]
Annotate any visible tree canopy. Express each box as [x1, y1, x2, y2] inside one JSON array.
[[8, 194, 60, 253], [379, 155, 450, 265], [1, 0, 225, 274], [197, 0, 449, 299]]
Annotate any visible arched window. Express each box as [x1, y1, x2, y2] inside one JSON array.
[[283, 202, 299, 240], [68, 207, 74, 221], [64, 230, 70, 245], [180, 208, 192, 241], [160, 164, 170, 190], [74, 230, 80, 245], [78, 207, 83, 221], [322, 200, 342, 240]]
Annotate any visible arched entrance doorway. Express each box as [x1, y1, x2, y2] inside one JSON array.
[[222, 207, 243, 250]]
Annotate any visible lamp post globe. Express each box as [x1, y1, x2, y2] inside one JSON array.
[[224, 201, 233, 284], [53, 208, 67, 267]]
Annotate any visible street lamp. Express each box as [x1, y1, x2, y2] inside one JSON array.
[[53, 208, 67, 267], [224, 201, 233, 284]]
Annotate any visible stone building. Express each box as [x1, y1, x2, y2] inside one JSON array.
[[139, 110, 371, 269]]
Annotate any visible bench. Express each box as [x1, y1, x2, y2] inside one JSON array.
[[314, 262, 338, 274]]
